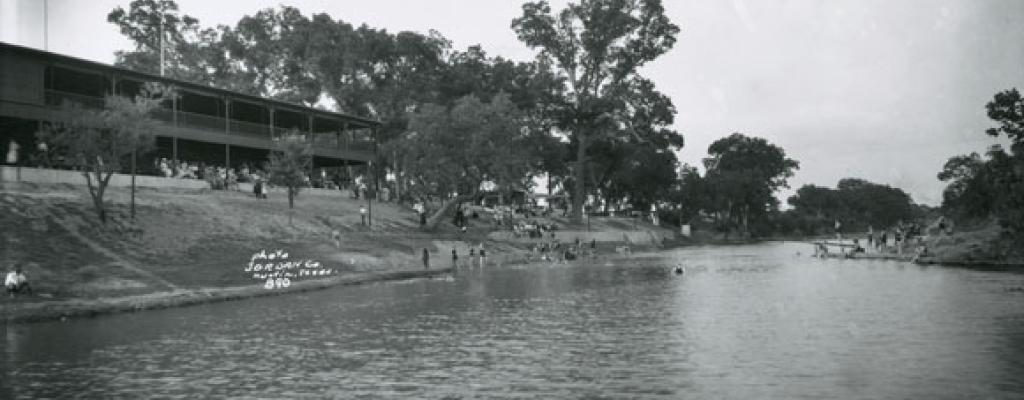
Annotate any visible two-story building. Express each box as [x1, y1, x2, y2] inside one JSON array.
[[0, 41, 378, 175]]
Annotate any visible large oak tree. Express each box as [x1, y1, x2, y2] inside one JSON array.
[[512, 0, 680, 222]]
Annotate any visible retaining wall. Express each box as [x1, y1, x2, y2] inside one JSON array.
[[0, 166, 210, 190]]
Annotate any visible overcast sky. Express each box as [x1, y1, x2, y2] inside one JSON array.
[[3, 0, 1022, 205]]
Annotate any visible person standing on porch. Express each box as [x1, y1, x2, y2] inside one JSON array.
[[5, 139, 19, 166], [36, 140, 50, 168]]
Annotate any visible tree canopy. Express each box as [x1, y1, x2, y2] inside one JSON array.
[[786, 178, 915, 234], [512, 0, 682, 222], [36, 83, 169, 223], [938, 87, 1024, 236], [386, 93, 537, 228], [267, 132, 314, 214], [700, 133, 798, 236]]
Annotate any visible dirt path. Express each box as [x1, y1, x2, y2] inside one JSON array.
[[47, 212, 181, 291]]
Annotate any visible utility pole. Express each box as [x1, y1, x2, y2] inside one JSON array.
[[158, 9, 165, 77], [586, 204, 591, 232], [43, 0, 48, 51]]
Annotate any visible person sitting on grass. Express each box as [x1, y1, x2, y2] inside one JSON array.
[[5, 266, 33, 297]]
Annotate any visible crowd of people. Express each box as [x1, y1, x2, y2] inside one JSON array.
[[862, 220, 927, 255], [151, 158, 378, 199], [818, 219, 945, 259], [446, 243, 491, 269], [530, 236, 596, 262]]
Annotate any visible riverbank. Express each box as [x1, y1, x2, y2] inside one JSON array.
[[794, 223, 1024, 268], [917, 222, 1024, 267], [0, 181, 512, 323], [1, 267, 452, 323], [1, 180, 673, 323]]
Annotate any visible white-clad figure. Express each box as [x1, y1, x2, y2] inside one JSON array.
[[478, 244, 487, 268]]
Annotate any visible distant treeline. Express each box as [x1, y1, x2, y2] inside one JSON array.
[[104, 2, 1020, 239], [935, 88, 1024, 239]]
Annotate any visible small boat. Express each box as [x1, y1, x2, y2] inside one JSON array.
[[673, 265, 685, 275]]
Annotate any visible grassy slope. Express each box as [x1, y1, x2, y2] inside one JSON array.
[[0, 180, 681, 308], [922, 221, 1024, 265], [0, 182, 521, 302]]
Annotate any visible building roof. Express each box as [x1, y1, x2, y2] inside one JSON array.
[[0, 41, 380, 129]]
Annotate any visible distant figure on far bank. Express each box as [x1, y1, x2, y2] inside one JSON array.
[[852, 239, 866, 254], [5, 266, 32, 297], [867, 226, 874, 249], [478, 244, 487, 268], [451, 247, 459, 268], [422, 248, 430, 269], [917, 242, 933, 263]]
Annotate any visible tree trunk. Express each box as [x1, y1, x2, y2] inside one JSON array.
[[424, 193, 476, 231], [92, 183, 106, 223], [742, 204, 750, 237], [83, 168, 109, 224], [571, 133, 587, 223], [130, 148, 136, 220], [393, 155, 401, 202], [288, 188, 295, 225]]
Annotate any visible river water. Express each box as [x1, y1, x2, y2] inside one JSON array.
[[3, 242, 1024, 399]]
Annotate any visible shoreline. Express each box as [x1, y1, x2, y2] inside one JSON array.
[[6, 242, 1023, 325], [2, 267, 453, 324], [805, 246, 1024, 269], [0, 249, 643, 325]]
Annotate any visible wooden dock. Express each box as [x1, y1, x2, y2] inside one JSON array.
[[809, 240, 913, 261], [815, 252, 913, 261]]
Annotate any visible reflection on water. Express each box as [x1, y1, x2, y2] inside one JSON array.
[[3, 242, 1024, 398]]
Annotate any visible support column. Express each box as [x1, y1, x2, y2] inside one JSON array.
[[367, 160, 373, 227], [372, 126, 380, 195], [268, 106, 275, 140], [172, 88, 179, 163], [225, 144, 231, 168], [341, 122, 349, 150], [172, 89, 178, 127], [224, 98, 231, 135]]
